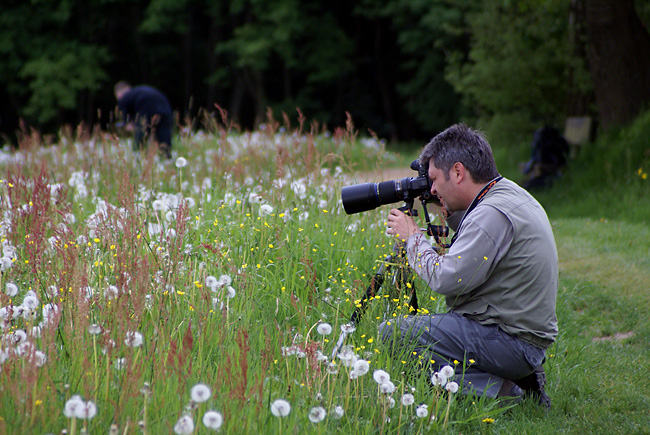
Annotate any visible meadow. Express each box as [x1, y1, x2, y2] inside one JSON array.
[[0, 111, 649, 434]]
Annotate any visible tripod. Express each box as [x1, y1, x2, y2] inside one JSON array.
[[331, 197, 449, 359]]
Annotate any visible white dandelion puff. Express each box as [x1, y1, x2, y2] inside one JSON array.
[[353, 359, 370, 377], [218, 275, 232, 287], [202, 410, 223, 430], [445, 381, 459, 393], [379, 381, 396, 394], [440, 365, 455, 379], [205, 276, 218, 289], [415, 404, 429, 418], [259, 204, 274, 216], [431, 372, 447, 387], [225, 286, 236, 299], [124, 331, 143, 348], [5, 283, 18, 297], [316, 323, 332, 336], [174, 414, 195, 435], [190, 383, 212, 403], [308, 406, 326, 423], [76, 400, 97, 420], [88, 324, 102, 335], [373, 369, 391, 385], [63, 395, 85, 418], [401, 393, 415, 406], [270, 399, 291, 417], [333, 405, 344, 419], [175, 157, 188, 168]]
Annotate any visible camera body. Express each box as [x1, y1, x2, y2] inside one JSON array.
[[341, 160, 436, 215]]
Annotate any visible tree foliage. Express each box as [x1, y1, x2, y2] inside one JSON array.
[[1, 0, 649, 145]]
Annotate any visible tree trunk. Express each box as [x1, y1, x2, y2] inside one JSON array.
[[585, 0, 650, 128]]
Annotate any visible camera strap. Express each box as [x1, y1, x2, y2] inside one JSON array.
[[448, 176, 503, 248]]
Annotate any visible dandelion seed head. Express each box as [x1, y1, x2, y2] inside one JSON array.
[[205, 276, 218, 289], [190, 383, 212, 403], [317, 323, 332, 336], [440, 365, 455, 379], [416, 404, 429, 418], [174, 414, 195, 435], [270, 399, 291, 417], [5, 282, 18, 297], [379, 381, 396, 394], [225, 286, 236, 299], [63, 395, 85, 418], [202, 410, 223, 430], [76, 400, 97, 420], [373, 369, 391, 385], [308, 406, 326, 423], [445, 381, 459, 393], [124, 331, 143, 348], [175, 157, 188, 168], [352, 359, 370, 377], [401, 393, 415, 406], [431, 372, 447, 387]]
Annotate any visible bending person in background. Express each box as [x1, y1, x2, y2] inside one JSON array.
[[114, 81, 173, 159], [383, 123, 557, 408]]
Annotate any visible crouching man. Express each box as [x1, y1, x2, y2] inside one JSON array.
[[383, 124, 557, 408]]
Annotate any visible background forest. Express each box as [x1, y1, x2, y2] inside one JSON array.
[[2, 0, 650, 146]]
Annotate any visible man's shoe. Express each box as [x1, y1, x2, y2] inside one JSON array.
[[496, 379, 524, 407], [515, 366, 551, 409]]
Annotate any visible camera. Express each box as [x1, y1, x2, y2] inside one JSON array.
[[341, 160, 437, 214]]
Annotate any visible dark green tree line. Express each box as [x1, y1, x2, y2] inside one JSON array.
[[1, 0, 649, 145]]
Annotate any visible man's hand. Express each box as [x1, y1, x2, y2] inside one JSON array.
[[386, 208, 422, 242]]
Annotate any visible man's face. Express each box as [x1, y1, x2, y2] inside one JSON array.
[[428, 158, 457, 212]]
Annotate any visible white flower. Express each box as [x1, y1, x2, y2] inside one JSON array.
[[190, 383, 212, 403], [259, 204, 274, 216], [317, 323, 332, 336], [5, 282, 18, 297], [333, 405, 344, 419], [308, 406, 326, 423], [445, 381, 459, 393], [32, 350, 47, 367], [379, 381, 396, 394], [431, 372, 447, 387], [124, 331, 143, 348], [202, 410, 223, 430], [22, 295, 39, 311], [401, 393, 415, 406], [326, 362, 338, 375], [76, 400, 97, 420], [352, 359, 370, 377], [175, 157, 188, 168], [298, 211, 309, 221], [225, 286, 236, 299], [373, 369, 391, 385], [152, 199, 165, 211], [104, 285, 119, 300], [415, 404, 429, 418], [63, 395, 85, 418], [248, 192, 262, 204], [270, 399, 291, 417], [174, 414, 195, 435], [290, 181, 307, 199], [88, 324, 102, 335], [439, 365, 455, 379], [205, 276, 218, 289], [218, 275, 232, 287]]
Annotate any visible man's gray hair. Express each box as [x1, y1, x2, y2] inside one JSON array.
[[419, 124, 499, 183]]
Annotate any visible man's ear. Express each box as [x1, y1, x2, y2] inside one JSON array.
[[451, 162, 466, 184]]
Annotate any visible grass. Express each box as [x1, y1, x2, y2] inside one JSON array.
[[0, 110, 649, 434]]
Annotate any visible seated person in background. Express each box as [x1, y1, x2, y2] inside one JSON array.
[[114, 81, 173, 159], [522, 126, 569, 190]]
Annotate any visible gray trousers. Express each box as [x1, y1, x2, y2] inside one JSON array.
[[379, 311, 545, 397]]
